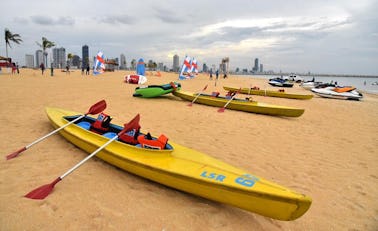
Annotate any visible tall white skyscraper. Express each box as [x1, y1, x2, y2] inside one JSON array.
[[173, 54, 179, 72], [53, 47, 66, 68], [25, 54, 34, 68], [35, 50, 43, 67], [120, 54, 126, 69]]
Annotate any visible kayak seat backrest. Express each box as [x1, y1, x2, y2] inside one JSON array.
[[118, 128, 140, 145], [90, 113, 112, 134], [77, 121, 91, 130]]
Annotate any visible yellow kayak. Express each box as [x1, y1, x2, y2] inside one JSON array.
[[223, 86, 314, 100], [46, 107, 311, 220], [172, 90, 305, 117]]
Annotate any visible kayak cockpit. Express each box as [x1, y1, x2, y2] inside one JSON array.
[[64, 115, 174, 151]]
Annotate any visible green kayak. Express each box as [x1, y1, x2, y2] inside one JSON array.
[[133, 82, 181, 98]]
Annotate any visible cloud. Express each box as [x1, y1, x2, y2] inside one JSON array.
[[99, 15, 135, 25], [154, 8, 186, 24], [31, 15, 75, 26]]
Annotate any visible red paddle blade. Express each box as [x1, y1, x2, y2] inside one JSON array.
[[86, 100, 106, 115], [25, 177, 61, 200], [6, 147, 27, 160], [169, 82, 177, 91], [218, 108, 225, 113], [119, 114, 140, 136]]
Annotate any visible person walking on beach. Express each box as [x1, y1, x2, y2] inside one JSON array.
[[81, 66, 85, 75], [215, 70, 219, 80], [40, 63, 45, 75], [86, 65, 90, 75], [11, 63, 16, 74], [209, 69, 213, 80], [66, 65, 70, 75]]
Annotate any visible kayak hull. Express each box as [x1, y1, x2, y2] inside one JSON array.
[[45, 107, 311, 220], [223, 86, 313, 100], [133, 82, 181, 98], [172, 90, 305, 117]]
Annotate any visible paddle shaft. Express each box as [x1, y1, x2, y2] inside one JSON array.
[[222, 94, 238, 109], [191, 93, 203, 104], [26, 115, 85, 150], [60, 134, 119, 179], [219, 88, 241, 111], [189, 85, 208, 105]]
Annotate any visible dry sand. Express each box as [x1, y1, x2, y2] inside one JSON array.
[[1, 68, 377, 231]]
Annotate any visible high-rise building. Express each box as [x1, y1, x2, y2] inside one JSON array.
[[203, 63, 208, 72], [253, 58, 259, 72], [82, 45, 89, 68], [173, 54, 179, 72], [35, 50, 43, 67], [158, 62, 164, 71], [120, 54, 126, 69], [52, 47, 66, 68], [25, 54, 34, 68], [260, 64, 263, 73]]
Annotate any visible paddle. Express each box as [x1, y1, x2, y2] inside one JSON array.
[[169, 82, 178, 91], [217, 88, 241, 113], [6, 100, 107, 160], [25, 114, 140, 200], [188, 84, 208, 106]]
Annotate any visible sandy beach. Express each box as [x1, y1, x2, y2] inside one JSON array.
[[1, 69, 377, 231]]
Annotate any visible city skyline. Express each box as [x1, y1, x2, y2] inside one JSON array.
[[1, 0, 378, 75]]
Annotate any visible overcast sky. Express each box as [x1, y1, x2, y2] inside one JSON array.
[[1, 0, 378, 75]]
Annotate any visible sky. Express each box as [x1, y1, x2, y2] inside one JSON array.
[[1, 0, 378, 75]]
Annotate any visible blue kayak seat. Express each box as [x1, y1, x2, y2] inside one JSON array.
[[77, 121, 91, 130], [103, 132, 117, 139]]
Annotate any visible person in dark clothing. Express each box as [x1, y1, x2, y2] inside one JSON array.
[[40, 63, 45, 75], [86, 65, 90, 75]]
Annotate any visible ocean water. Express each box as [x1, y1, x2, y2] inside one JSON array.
[[244, 75, 378, 94]]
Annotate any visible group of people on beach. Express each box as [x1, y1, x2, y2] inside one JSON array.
[[38, 63, 91, 76], [209, 69, 228, 80], [81, 66, 90, 75]]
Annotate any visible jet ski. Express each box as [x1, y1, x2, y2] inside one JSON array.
[[311, 86, 363, 100], [268, 78, 294, 87]]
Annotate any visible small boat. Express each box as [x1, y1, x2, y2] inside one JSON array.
[[300, 81, 334, 90], [311, 86, 363, 100], [133, 82, 181, 98], [268, 78, 294, 88], [223, 86, 313, 100], [286, 75, 304, 83], [124, 74, 147, 84], [172, 90, 305, 117], [46, 107, 311, 220]]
